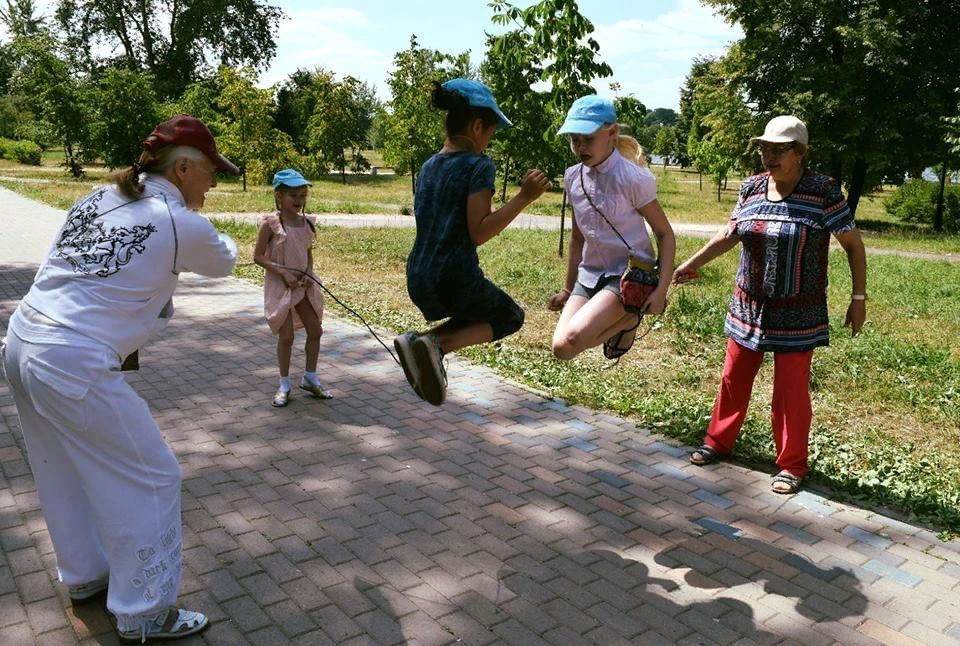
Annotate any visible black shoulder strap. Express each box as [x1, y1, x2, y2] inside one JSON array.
[[578, 164, 631, 251]]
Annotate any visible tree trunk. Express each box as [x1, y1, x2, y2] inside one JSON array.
[[829, 153, 842, 186], [64, 142, 81, 178], [934, 160, 948, 232], [242, 167, 247, 192], [846, 158, 868, 217], [716, 176, 722, 202], [558, 190, 567, 258], [698, 170, 702, 191], [410, 159, 416, 195], [501, 157, 509, 204], [341, 166, 346, 184]]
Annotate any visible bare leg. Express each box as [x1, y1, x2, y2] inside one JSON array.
[[427, 319, 494, 354], [276, 313, 295, 379], [293, 297, 322, 373], [552, 290, 637, 360]]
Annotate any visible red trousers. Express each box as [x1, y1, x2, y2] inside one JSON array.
[[703, 338, 814, 477]]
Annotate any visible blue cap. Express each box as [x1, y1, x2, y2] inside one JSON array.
[[558, 95, 617, 135], [442, 78, 513, 129], [272, 168, 311, 190]]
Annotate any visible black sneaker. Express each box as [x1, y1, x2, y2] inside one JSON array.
[[394, 331, 422, 396], [412, 333, 447, 406]]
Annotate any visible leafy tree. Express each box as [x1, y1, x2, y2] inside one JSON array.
[[482, 27, 557, 197], [675, 56, 714, 168], [10, 31, 95, 175], [704, 0, 960, 217], [307, 75, 376, 183], [172, 75, 222, 127], [645, 108, 677, 127], [54, 0, 284, 99], [274, 68, 333, 155], [686, 53, 756, 200], [487, 0, 613, 183], [91, 68, 160, 168], [0, 42, 14, 94], [652, 126, 679, 168], [0, 0, 46, 36], [212, 66, 296, 189], [381, 35, 469, 193], [613, 94, 648, 143], [368, 106, 390, 152]]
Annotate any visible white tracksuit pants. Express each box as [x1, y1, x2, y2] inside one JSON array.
[[2, 323, 182, 632]]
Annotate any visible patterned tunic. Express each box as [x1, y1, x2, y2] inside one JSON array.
[[725, 171, 855, 352]]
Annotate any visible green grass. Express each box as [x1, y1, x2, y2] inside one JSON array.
[[217, 218, 960, 534], [3, 156, 958, 254]]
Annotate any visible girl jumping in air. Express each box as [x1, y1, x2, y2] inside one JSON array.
[[548, 95, 675, 361], [254, 168, 332, 407], [394, 78, 550, 406]]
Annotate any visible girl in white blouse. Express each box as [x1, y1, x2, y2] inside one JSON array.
[[548, 95, 675, 361]]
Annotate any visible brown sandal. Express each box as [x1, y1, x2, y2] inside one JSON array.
[[771, 471, 803, 494], [689, 445, 721, 466]]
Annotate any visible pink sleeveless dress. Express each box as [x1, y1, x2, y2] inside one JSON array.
[[262, 213, 324, 334]]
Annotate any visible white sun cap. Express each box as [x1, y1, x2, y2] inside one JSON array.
[[751, 115, 808, 145]]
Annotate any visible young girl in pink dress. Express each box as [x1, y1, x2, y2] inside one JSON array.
[[254, 168, 331, 407]]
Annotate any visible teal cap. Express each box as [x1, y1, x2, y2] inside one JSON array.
[[442, 78, 513, 129], [272, 168, 311, 190], [558, 95, 617, 135]]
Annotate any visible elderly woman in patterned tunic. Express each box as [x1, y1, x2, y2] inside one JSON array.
[[672, 116, 867, 494]]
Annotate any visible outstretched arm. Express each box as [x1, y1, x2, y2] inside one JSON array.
[[467, 169, 550, 246], [673, 225, 740, 283]]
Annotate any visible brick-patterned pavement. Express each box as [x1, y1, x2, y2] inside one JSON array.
[[2, 185, 960, 644]]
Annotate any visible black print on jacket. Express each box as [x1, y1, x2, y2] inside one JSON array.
[[56, 189, 158, 277]]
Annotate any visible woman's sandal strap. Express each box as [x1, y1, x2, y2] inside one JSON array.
[[771, 471, 803, 493], [690, 445, 720, 465]]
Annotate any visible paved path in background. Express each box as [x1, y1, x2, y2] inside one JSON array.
[[208, 213, 957, 264], [1, 185, 960, 644], [1, 180, 955, 263]]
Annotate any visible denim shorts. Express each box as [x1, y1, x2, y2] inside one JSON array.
[[571, 274, 620, 299], [408, 275, 525, 341]]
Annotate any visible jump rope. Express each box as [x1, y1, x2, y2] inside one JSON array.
[[237, 261, 403, 366], [238, 202, 691, 368], [237, 258, 687, 369]]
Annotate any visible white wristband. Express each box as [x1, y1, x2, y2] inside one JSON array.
[[851, 294, 867, 301]]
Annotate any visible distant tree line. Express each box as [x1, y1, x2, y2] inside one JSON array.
[[1, 0, 958, 231]]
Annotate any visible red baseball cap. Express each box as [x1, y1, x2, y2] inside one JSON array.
[[143, 114, 240, 175]]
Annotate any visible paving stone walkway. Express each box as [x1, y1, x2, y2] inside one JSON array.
[[1, 185, 960, 645]]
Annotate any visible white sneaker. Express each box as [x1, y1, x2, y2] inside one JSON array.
[[117, 607, 209, 643], [412, 333, 447, 406]]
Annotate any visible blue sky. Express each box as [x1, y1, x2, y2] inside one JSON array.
[[265, 0, 742, 110], [8, 0, 742, 111]]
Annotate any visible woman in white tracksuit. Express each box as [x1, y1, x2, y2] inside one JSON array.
[[2, 115, 238, 643]]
